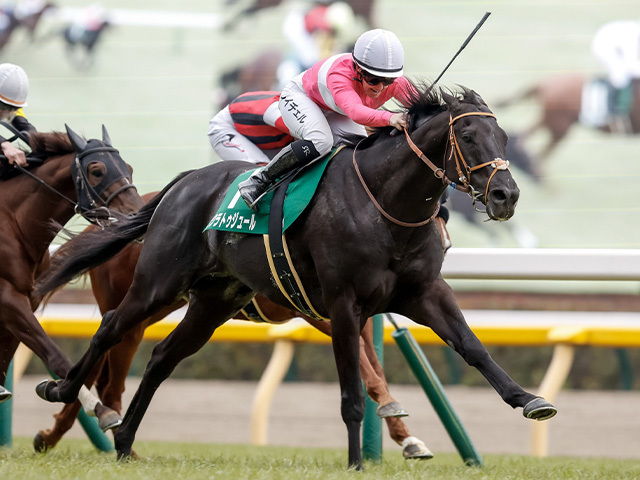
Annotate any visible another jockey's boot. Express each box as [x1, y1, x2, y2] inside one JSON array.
[[435, 205, 451, 254], [0, 385, 12, 404], [238, 140, 320, 212]]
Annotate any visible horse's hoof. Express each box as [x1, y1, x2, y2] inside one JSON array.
[[35, 379, 60, 402], [402, 436, 433, 460], [523, 397, 557, 421], [33, 431, 53, 453], [376, 401, 409, 418], [98, 409, 123, 432], [116, 449, 135, 462], [0, 385, 12, 404]]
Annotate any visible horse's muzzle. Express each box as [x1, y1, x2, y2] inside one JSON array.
[[485, 185, 520, 221]]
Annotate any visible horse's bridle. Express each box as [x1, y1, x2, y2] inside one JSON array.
[[72, 145, 136, 212], [13, 145, 135, 227], [405, 111, 510, 203], [353, 110, 510, 227]]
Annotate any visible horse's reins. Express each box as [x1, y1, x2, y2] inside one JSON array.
[[353, 111, 510, 227], [13, 162, 79, 209], [9, 145, 134, 226]]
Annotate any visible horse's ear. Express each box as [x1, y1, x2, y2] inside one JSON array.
[[469, 89, 489, 109], [65, 124, 87, 151], [101, 124, 112, 146], [440, 89, 459, 109]]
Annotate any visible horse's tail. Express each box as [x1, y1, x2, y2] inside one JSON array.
[[493, 85, 539, 109], [35, 170, 194, 301]]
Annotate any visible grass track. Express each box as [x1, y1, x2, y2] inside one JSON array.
[[3, 437, 640, 480]]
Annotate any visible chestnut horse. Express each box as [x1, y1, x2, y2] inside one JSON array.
[[35, 86, 556, 470], [496, 74, 640, 169], [34, 191, 433, 459], [0, 125, 144, 431]]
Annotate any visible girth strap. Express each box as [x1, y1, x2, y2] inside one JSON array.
[[263, 176, 329, 321]]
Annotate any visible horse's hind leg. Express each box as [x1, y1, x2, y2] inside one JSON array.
[[403, 277, 556, 420], [115, 278, 253, 458], [37, 285, 175, 407]]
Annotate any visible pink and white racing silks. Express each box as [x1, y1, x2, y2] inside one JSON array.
[[302, 53, 414, 127]]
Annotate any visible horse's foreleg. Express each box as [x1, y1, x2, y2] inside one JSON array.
[[404, 277, 556, 420], [328, 299, 365, 470], [96, 322, 147, 414]]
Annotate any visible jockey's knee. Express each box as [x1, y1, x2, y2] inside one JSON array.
[[309, 137, 333, 157]]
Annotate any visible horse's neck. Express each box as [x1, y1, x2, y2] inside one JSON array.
[[363, 125, 449, 221], [13, 155, 76, 258]]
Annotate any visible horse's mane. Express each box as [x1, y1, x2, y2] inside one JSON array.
[[341, 81, 486, 150], [28, 131, 73, 157]]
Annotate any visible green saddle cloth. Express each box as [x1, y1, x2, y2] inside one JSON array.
[[204, 150, 337, 235]]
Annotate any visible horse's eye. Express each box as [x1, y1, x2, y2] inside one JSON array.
[[461, 133, 472, 143], [91, 169, 104, 178]]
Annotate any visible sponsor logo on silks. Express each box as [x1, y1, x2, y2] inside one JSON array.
[[223, 134, 244, 152]]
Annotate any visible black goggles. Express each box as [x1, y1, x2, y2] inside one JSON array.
[[361, 73, 395, 87]]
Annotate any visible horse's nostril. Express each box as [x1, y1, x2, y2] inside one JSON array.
[[489, 189, 507, 203], [489, 187, 519, 205]]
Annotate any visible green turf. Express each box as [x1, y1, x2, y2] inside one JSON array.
[[3, 437, 640, 480], [3, 1, 639, 268]]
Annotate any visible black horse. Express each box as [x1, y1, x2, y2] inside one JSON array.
[[34, 86, 556, 469]]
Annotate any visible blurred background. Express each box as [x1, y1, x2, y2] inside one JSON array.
[[5, 0, 640, 388]]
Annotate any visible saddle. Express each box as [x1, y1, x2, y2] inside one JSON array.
[[204, 146, 342, 235], [205, 147, 343, 321]]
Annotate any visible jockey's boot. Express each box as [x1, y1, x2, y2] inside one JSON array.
[[0, 385, 12, 404], [238, 140, 319, 212], [435, 205, 451, 254]]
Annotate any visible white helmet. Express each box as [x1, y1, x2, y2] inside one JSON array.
[[353, 29, 404, 78], [0, 63, 29, 108], [325, 2, 355, 35]]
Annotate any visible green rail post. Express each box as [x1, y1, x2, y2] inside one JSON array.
[[0, 361, 13, 447], [391, 325, 482, 466], [47, 370, 114, 452], [362, 314, 383, 462]]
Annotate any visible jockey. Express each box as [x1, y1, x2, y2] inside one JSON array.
[[212, 88, 452, 252], [238, 28, 412, 211], [208, 91, 294, 165], [0, 63, 35, 167], [591, 20, 640, 123]]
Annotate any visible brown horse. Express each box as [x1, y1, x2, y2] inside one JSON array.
[[34, 201, 433, 460], [0, 126, 143, 430], [496, 74, 640, 169]]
